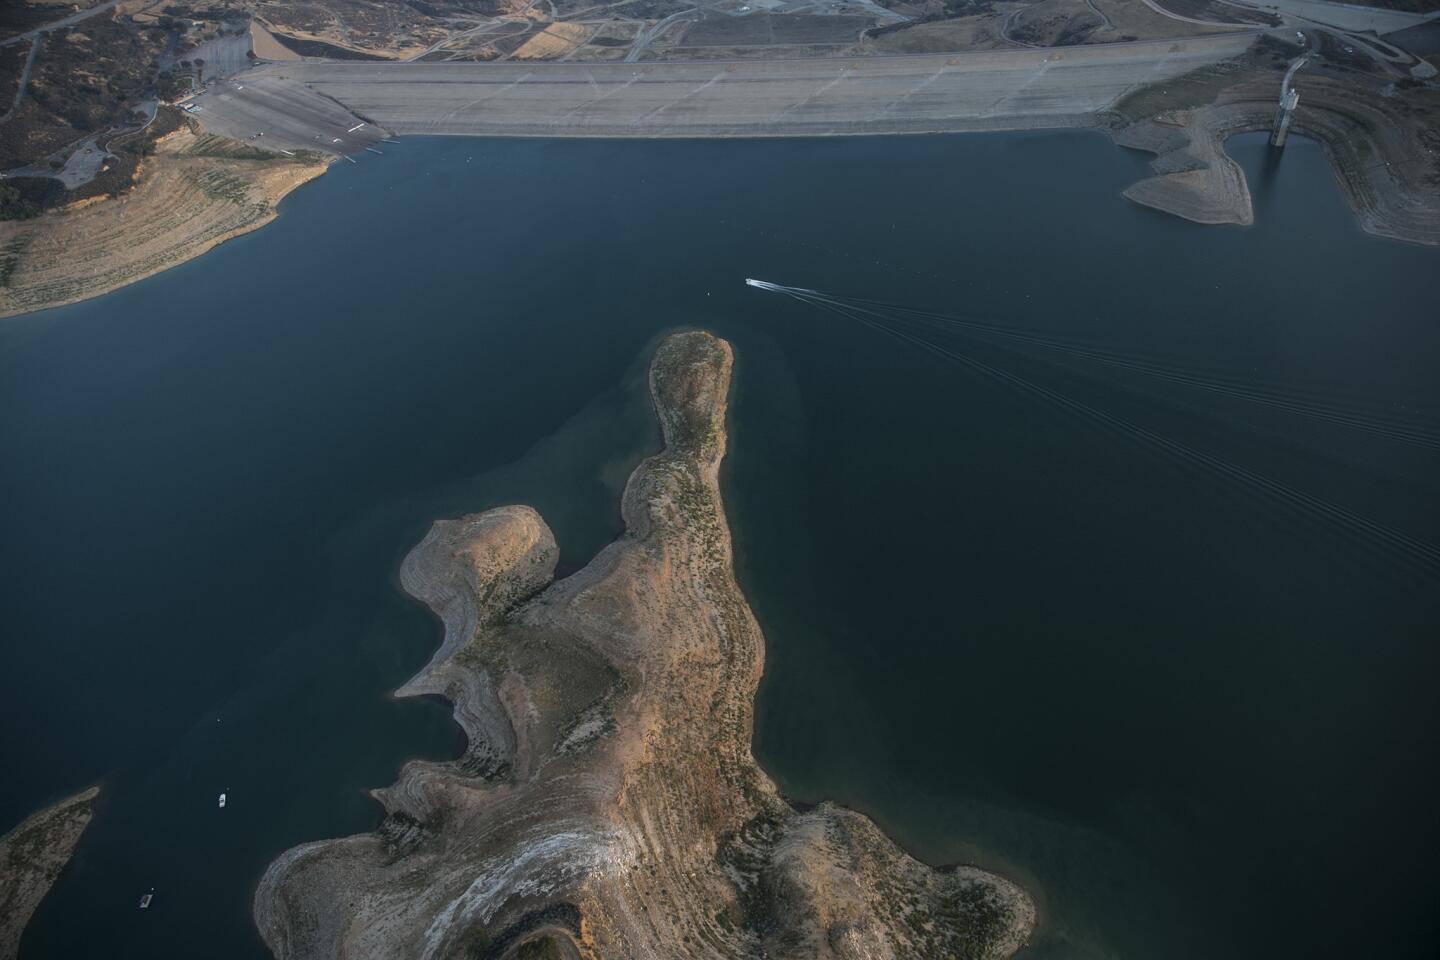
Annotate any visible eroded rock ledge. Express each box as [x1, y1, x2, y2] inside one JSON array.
[[253, 331, 1035, 960], [1114, 111, 1254, 227]]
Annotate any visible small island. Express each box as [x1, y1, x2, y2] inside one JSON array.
[[254, 331, 1034, 959]]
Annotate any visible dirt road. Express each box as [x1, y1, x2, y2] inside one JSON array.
[[0, 0, 120, 47]]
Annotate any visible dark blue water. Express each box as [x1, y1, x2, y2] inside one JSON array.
[[1, 131, 1436, 959]]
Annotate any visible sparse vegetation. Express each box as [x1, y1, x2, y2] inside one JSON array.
[[0, 237, 27, 286], [251, 333, 1034, 960], [515, 937, 564, 960], [0, 787, 100, 958], [1111, 58, 1249, 123], [0, 183, 44, 220]]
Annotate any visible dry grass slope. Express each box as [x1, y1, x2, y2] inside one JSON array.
[[0, 124, 326, 317]]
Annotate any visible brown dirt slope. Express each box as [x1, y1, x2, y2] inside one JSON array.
[[254, 331, 1036, 960]]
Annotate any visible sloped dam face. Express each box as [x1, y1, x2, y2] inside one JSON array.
[[2, 131, 1437, 960]]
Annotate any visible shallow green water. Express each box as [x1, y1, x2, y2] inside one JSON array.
[[1, 131, 1435, 959]]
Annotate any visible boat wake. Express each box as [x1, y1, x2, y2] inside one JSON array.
[[747, 279, 1440, 582]]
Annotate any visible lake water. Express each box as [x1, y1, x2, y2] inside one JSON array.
[[2, 131, 1436, 959]]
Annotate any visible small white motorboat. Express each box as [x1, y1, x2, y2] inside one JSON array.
[[139, 889, 154, 909], [218, 791, 227, 809]]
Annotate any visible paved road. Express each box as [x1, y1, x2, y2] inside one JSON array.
[[1000, 7, 1041, 47], [1142, 0, 1432, 77], [1283, 52, 1307, 90], [234, 35, 1255, 139], [1, 0, 120, 47], [1139, 0, 1247, 28], [1227, 0, 1433, 33], [1, 134, 106, 183], [53, 137, 112, 187], [2, 99, 156, 185], [625, 8, 700, 62], [1084, 0, 1115, 33], [1, 37, 40, 122]]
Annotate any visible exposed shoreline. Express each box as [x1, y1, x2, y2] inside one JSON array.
[[0, 786, 101, 960], [1114, 112, 1255, 227], [253, 331, 1036, 960], [1111, 90, 1440, 244]]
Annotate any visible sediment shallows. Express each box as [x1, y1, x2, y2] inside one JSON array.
[[0, 786, 100, 960], [253, 331, 1035, 960]]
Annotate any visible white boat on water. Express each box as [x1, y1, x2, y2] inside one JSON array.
[[139, 889, 153, 909], [218, 791, 227, 808]]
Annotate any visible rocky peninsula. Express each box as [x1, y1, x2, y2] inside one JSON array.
[[0, 786, 100, 960], [253, 330, 1035, 960]]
